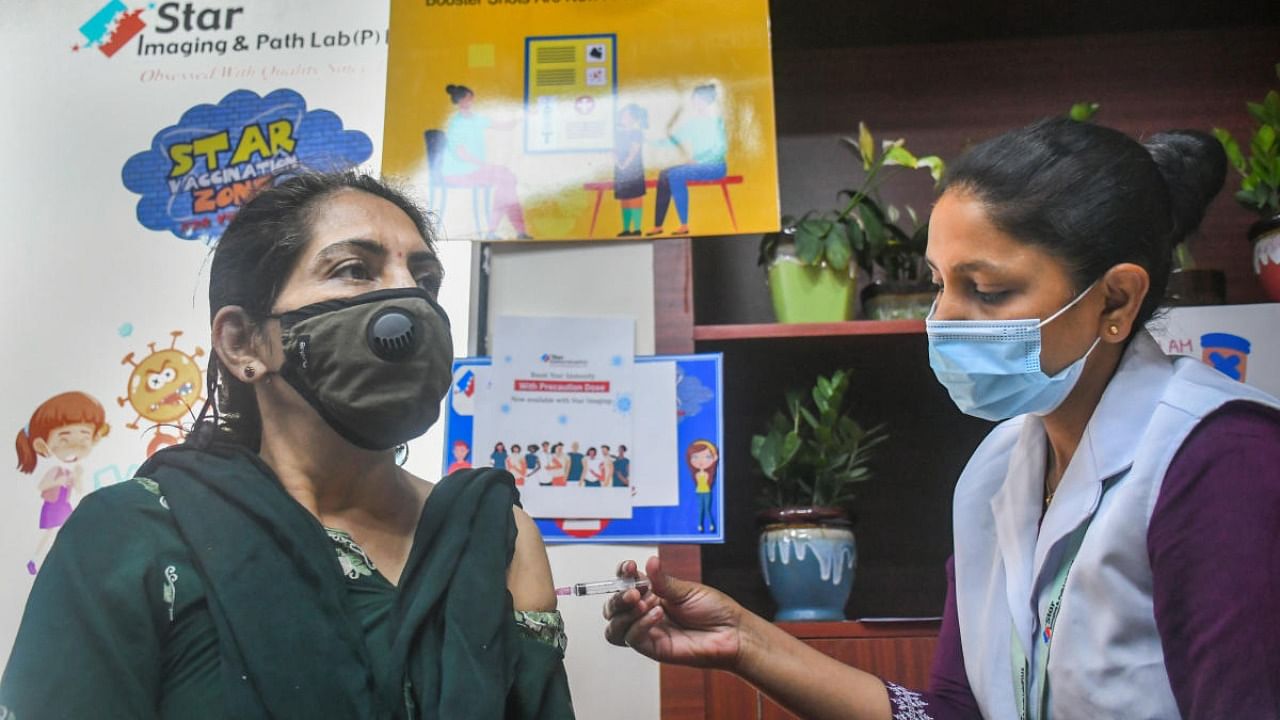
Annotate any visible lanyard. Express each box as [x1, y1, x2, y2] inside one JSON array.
[[1009, 524, 1088, 720], [1009, 472, 1119, 720]]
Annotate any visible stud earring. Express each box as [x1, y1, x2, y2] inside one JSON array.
[[1107, 324, 1120, 336], [244, 365, 256, 379]]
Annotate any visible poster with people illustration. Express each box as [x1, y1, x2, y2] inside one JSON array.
[[481, 315, 637, 520], [383, 0, 778, 241], [445, 354, 724, 544]]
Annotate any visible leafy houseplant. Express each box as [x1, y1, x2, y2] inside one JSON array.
[[1214, 64, 1280, 301], [759, 124, 945, 323], [750, 369, 887, 621], [752, 369, 887, 511]]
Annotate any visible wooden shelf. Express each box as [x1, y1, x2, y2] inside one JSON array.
[[693, 319, 924, 341], [778, 620, 942, 640]]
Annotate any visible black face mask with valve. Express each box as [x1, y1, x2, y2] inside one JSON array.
[[270, 287, 454, 450]]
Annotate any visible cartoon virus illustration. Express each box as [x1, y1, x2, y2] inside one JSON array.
[[118, 330, 205, 455]]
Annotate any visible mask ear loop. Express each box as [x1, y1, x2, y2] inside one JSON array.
[[184, 355, 222, 449], [1040, 281, 1105, 374], [1037, 280, 1100, 328]]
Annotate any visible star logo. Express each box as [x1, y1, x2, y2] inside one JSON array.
[[75, 1, 146, 58]]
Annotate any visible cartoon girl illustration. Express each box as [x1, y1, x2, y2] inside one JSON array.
[[490, 441, 507, 469], [584, 447, 604, 487], [525, 441, 543, 485], [547, 442, 567, 487], [614, 104, 649, 237], [506, 443, 527, 486], [687, 439, 719, 533], [15, 392, 110, 574]]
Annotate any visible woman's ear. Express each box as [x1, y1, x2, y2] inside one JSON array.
[[211, 306, 272, 384], [32, 438, 50, 457], [1098, 263, 1150, 343]]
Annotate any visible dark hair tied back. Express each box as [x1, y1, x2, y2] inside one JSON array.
[[1142, 130, 1228, 243], [445, 84, 473, 105], [941, 117, 1226, 329]]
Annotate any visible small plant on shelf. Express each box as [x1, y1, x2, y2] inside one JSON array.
[[1213, 66, 1280, 219], [752, 368, 887, 512], [751, 368, 887, 621], [1213, 64, 1280, 301], [758, 123, 945, 323]]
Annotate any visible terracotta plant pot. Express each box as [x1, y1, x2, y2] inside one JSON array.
[[1249, 214, 1280, 302], [757, 506, 856, 621]]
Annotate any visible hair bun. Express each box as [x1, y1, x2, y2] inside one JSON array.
[[1144, 130, 1227, 238]]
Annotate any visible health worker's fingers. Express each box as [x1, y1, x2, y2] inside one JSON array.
[[615, 559, 640, 579], [624, 604, 666, 648], [605, 603, 652, 646], [602, 586, 645, 620]]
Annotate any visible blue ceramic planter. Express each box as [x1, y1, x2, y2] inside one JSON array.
[[759, 525, 857, 621]]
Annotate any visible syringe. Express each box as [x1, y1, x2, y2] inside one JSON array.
[[555, 576, 651, 597]]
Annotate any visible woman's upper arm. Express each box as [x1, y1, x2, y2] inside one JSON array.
[[0, 487, 164, 719], [1148, 401, 1280, 719], [508, 506, 557, 612]]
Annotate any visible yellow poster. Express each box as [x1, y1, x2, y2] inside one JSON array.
[[383, 0, 778, 241]]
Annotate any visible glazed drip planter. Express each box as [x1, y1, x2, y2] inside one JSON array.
[[758, 506, 856, 621], [1250, 214, 1280, 302]]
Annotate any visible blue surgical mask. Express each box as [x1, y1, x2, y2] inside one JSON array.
[[926, 284, 1100, 421]]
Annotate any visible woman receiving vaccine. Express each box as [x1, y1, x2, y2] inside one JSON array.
[[605, 118, 1280, 719], [2, 172, 573, 719]]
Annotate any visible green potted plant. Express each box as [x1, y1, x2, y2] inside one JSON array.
[[751, 369, 887, 621], [759, 123, 945, 323], [1214, 64, 1280, 302], [848, 125, 946, 320]]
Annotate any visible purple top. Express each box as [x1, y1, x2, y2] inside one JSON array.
[[886, 401, 1280, 719]]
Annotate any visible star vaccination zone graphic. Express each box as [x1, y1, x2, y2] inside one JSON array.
[[76, 0, 147, 57], [122, 88, 374, 243]]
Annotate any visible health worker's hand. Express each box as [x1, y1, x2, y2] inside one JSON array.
[[603, 556, 744, 670]]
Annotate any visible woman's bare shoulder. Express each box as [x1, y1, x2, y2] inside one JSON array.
[[509, 506, 557, 611]]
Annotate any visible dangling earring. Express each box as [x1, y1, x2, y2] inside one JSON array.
[[244, 365, 256, 380]]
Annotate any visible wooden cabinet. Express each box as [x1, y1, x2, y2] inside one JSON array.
[[705, 623, 940, 720], [654, 615, 941, 720]]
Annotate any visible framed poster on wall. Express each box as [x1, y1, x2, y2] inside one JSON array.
[[445, 354, 724, 544], [383, 0, 779, 241]]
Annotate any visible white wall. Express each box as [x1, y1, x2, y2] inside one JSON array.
[[487, 241, 661, 720]]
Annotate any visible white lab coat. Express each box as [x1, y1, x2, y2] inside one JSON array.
[[952, 331, 1280, 719]]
